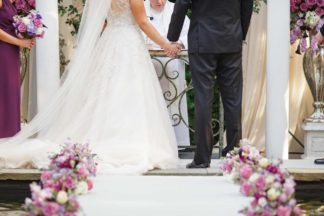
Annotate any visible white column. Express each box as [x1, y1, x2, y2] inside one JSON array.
[[35, 0, 60, 112], [266, 0, 290, 159]]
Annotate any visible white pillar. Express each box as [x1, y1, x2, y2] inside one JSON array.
[[266, 0, 290, 159], [35, 0, 60, 112]]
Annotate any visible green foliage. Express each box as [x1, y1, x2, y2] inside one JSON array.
[[59, 36, 70, 76], [58, 0, 85, 75], [58, 0, 85, 36], [253, 0, 267, 14]]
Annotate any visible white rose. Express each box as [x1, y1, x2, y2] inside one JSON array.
[[229, 171, 240, 183], [265, 175, 275, 185], [36, 27, 44, 35], [75, 181, 88, 195], [249, 148, 260, 159], [259, 158, 270, 168], [258, 197, 267, 208], [267, 188, 280, 201], [248, 173, 259, 183], [22, 17, 31, 25], [56, 191, 68, 204], [305, 11, 320, 28]]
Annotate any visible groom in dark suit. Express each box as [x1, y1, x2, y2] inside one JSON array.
[[167, 0, 253, 168]]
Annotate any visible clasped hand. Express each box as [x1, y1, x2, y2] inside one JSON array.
[[162, 42, 182, 58]]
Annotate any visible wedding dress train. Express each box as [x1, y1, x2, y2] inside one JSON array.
[[0, 0, 178, 174]]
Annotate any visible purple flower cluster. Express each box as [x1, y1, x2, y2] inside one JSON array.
[[14, 0, 35, 15], [13, 10, 45, 39], [25, 140, 98, 216], [221, 140, 302, 216], [290, 0, 324, 53]]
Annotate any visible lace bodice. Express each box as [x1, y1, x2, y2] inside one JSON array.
[[107, 0, 136, 27]]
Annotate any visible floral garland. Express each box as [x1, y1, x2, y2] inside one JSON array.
[[221, 140, 302, 216], [24, 140, 97, 216], [290, 0, 324, 53]]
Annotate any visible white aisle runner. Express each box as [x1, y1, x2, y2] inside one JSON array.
[[79, 176, 251, 216]]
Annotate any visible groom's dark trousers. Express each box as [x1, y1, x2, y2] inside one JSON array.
[[168, 0, 253, 164]]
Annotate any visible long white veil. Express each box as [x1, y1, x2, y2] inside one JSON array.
[[0, 0, 111, 150]]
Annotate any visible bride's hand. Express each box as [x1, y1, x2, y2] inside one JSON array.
[[162, 42, 181, 58]]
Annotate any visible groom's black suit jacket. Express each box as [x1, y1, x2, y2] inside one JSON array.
[[167, 0, 253, 53]]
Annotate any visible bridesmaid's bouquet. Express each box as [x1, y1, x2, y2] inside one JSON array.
[[13, 10, 46, 39]]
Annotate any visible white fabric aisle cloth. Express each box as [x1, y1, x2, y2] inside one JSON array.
[[78, 176, 251, 216]]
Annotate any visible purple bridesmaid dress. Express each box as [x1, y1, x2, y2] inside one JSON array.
[[0, 0, 21, 138]]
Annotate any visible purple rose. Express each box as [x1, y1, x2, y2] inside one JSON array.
[[317, 0, 324, 6], [300, 3, 308, 11], [315, 7, 324, 16], [18, 23, 27, 32], [27, 0, 35, 7], [311, 37, 319, 52], [33, 18, 42, 27], [296, 19, 304, 26], [306, 0, 317, 6]]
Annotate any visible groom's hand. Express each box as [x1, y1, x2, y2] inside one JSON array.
[[162, 42, 181, 58]]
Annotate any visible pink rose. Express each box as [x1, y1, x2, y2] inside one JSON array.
[[247, 209, 256, 216], [41, 202, 60, 216], [240, 182, 252, 196], [77, 165, 89, 177], [317, 0, 324, 6], [87, 179, 94, 191], [18, 23, 27, 33], [255, 175, 266, 191], [63, 175, 76, 189], [33, 18, 42, 27], [279, 194, 288, 203], [261, 210, 272, 216], [41, 171, 53, 183], [27, 0, 36, 7], [299, 3, 308, 11], [277, 206, 292, 216], [315, 7, 324, 16], [240, 165, 253, 179], [64, 213, 76, 216]]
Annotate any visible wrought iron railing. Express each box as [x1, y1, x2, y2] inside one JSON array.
[[149, 50, 224, 154]]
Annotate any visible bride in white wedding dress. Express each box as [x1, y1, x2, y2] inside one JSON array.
[[0, 0, 181, 174]]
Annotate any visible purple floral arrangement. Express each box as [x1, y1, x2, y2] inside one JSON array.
[[290, 0, 324, 53], [12, 0, 46, 39], [13, 10, 45, 39], [14, 0, 35, 15], [24, 140, 97, 216], [221, 140, 302, 216]]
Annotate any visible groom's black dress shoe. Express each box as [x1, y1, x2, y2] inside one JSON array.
[[186, 161, 210, 169]]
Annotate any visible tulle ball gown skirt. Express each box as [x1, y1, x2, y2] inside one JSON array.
[[0, 24, 179, 174]]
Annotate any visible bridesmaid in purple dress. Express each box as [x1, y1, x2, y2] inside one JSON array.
[[0, 0, 34, 138]]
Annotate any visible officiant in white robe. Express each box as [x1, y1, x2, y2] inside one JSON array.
[[144, 0, 191, 146]]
